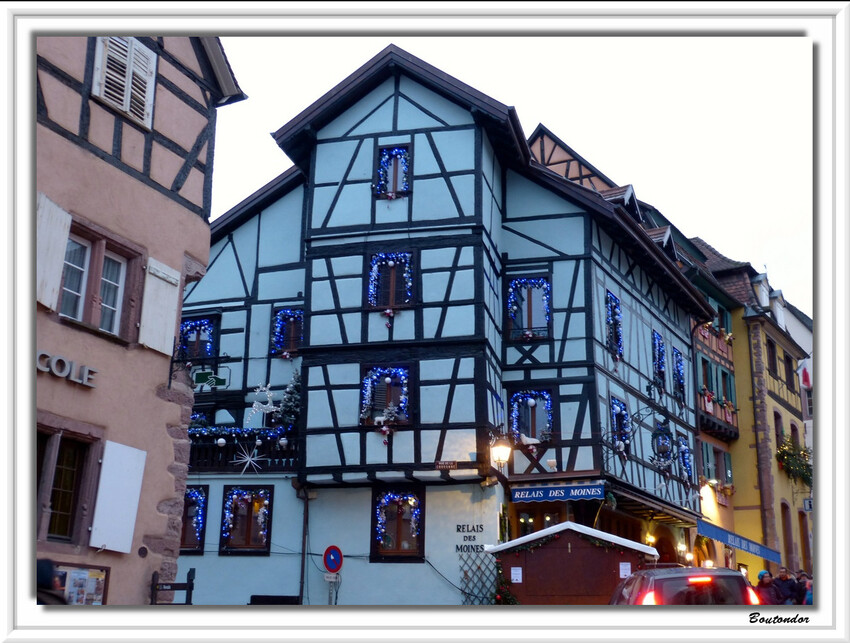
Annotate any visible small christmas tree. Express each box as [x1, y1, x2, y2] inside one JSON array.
[[273, 370, 301, 429]]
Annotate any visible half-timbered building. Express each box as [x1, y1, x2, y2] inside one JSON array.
[[177, 45, 717, 605], [36, 36, 243, 604]]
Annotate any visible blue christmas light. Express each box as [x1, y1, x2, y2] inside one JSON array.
[[185, 487, 207, 545], [375, 491, 420, 545], [375, 147, 410, 196], [652, 330, 666, 391], [672, 347, 685, 401], [368, 252, 413, 307], [509, 390, 553, 443], [650, 421, 675, 469], [270, 308, 304, 355], [179, 318, 215, 358], [188, 425, 293, 442], [507, 278, 551, 324], [610, 397, 631, 454], [606, 292, 623, 360], [221, 487, 270, 544], [360, 367, 409, 420]]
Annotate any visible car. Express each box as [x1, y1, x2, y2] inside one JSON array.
[[609, 565, 760, 605]]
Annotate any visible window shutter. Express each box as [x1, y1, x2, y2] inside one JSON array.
[[724, 452, 733, 484], [128, 41, 156, 128], [138, 257, 181, 355], [36, 193, 72, 311], [93, 37, 156, 129], [89, 440, 146, 553]]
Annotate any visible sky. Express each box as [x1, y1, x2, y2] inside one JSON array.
[[210, 35, 813, 317]]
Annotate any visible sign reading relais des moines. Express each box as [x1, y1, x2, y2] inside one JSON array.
[[510, 483, 605, 503], [455, 523, 485, 553]]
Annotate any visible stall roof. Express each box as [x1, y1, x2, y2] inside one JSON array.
[[484, 521, 659, 558]]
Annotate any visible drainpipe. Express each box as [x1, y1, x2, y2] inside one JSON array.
[[297, 486, 309, 604]]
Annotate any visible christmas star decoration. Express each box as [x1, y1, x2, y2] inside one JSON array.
[[230, 443, 270, 475]]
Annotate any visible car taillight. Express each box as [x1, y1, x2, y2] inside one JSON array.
[[640, 590, 658, 605], [746, 586, 760, 605], [688, 576, 713, 584]]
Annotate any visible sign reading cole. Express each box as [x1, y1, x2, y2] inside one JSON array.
[[37, 350, 97, 388], [510, 483, 605, 503]]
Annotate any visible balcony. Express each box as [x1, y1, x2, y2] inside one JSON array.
[[189, 437, 298, 474], [696, 324, 733, 358], [697, 392, 739, 441]]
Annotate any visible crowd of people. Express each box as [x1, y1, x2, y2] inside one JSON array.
[[753, 566, 813, 606]]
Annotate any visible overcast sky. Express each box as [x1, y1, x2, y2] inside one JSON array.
[[210, 36, 813, 317]]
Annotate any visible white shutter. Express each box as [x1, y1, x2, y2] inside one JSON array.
[[128, 42, 156, 128], [35, 192, 72, 311], [138, 257, 181, 355], [92, 37, 156, 129], [89, 441, 147, 554]]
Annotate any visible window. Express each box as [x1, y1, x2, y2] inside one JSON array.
[[509, 390, 553, 442], [360, 367, 410, 425], [652, 330, 666, 393], [375, 145, 410, 199], [701, 442, 717, 481], [372, 488, 424, 561], [784, 354, 796, 391], [790, 423, 801, 449], [804, 389, 814, 418], [59, 234, 129, 335], [610, 397, 631, 456], [774, 411, 784, 446], [507, 278, 551, 341], [606, 291, 624, 360], [672, 348, 685, 403], [180, 486, 208, 554], [722, 451, 733, 484], [92, 36, 157, 129], [37, 423, 102, 547], [699, 356, 713, 392], [219, 486, 273, 555], [766, 339, 778, 374], [179, 317, 218, 361], [271, 308, 304, 356], [368, 252, 413, 309]]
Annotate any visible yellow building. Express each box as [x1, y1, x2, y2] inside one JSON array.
[[692, 243, 812, 579]]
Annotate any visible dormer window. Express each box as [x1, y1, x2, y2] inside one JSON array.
[[375, 146, 410, 199]]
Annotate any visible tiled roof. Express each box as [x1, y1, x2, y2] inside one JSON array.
[[689, 237, 751, 273]]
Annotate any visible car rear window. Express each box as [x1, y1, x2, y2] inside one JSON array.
[[656, 576, 746, 605]]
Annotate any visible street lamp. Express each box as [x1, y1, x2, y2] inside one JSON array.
[[491, 436, 512, 468]]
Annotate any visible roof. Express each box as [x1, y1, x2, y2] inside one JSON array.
[[689, 237, 752, 274], [199, 37, 247, 106], [273, 44, 530, 172], [484, 520, 659, 558]]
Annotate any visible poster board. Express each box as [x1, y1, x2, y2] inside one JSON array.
[[53, 563, 110, 605]]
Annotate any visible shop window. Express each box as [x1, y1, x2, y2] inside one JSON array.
[[92, 36, 157, 129], [368, 252, 413, 310], [219, 486, 273, 555], [179, 317, 218, 361], [509, 390, 553, 442], [180, 486, 208, 554], [360, 367, 410, 425], [271, 308, 304, 356], [652, 330, 666, 393], [507, 277, 551, 341], [37, 425, 102, 546], [375, 145, 410, 199], [605, 291, 624, 361], [60, 234, 131, 336], [372, 488, 424, 561]]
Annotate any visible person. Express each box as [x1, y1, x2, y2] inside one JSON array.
[[773, 566, 800, 605], [795, 572, 810, 604], [36, 559, 67, 605], [803, 578, 813, 605], [754, 569, 782, 605]]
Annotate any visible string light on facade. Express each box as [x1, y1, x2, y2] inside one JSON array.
[[509, 390, 553, 443], [610, 398, 631, 454], [650, 421, 675, 469], [221, 488, 270, 545], [652, 330, 666, 392], [507, 278, 551, 323], [606, 291, 623, 361], [375, 147, 410, 197], [179, 318, 215, 358], [185, 487, 207, 544], [360, 367, 410, 420], [375, 491, 420, 545], [678, 437, 693, 480], [368, 252, 413, 307], [270, 308, 303, 355]]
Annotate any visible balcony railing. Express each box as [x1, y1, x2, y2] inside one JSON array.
[[697, 393, 739, 441], [696, 324, 733, 357], [189, 439, 298, 474], [509, 327, 549, 341]]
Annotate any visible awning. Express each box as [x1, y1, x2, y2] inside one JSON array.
[[696, 519, 782, 564], [609, 484, 702, 527], [510, 481, 605, 503]]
